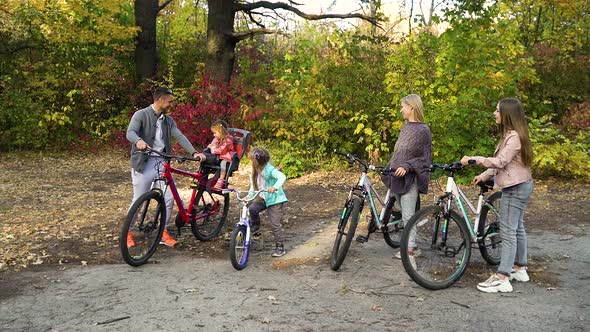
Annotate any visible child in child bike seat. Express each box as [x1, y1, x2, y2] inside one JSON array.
[[194, 120, 235, 191], [247, 147, 289, 257]]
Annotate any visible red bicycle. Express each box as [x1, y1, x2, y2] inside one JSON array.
[[120, 149, 230, 266]]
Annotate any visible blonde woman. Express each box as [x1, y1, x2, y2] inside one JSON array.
[[461, 98, 534, 293], [387, 94, 432, 264]]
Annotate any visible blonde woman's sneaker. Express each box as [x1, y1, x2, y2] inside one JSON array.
[[510, 268, 530, 282], [477, 274, 513, 293]]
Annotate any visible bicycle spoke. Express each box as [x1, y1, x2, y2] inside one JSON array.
[[401, 206, 471, 290]]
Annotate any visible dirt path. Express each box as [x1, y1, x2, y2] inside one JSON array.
[[0, 151, 589, 330]]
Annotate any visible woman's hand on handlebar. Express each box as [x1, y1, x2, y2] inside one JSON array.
[[393, 167, 406, 177], [267, 187, 277, 193], [472, 175, 483, 185]]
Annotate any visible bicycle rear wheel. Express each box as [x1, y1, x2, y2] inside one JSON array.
[[191, 188, 229, 241], [383, 195, 420, 248], [478, 191, 502, 265], [229, 225, 249, 270], [383, 209, 403, 248], [330, 196, 362, 271], [120, 190, 166, 267], [400, 206, 472, 290]]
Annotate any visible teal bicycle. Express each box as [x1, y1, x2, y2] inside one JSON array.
[[330, 150, 410, 271], [400, 161, 502, 290]]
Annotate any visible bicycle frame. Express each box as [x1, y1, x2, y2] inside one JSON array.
[[354, 171, 393, 227], [442, 175, 497, 241], [150, 160, 211, 224]]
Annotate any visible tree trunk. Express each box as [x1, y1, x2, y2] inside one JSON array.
[[135, 0, 159, 82], [204, 0, 237, 83]]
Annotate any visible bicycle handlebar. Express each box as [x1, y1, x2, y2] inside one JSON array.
[[134, 148, 201, 163], [333, 149, 393, 174], [222, 188, 268, 203], [429, 161, 465, 173]]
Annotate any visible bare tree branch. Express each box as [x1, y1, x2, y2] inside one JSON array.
[[235, 1, 381, 27], [230, 28, 286, 42], [247, 11, 266, 28], [158, 0, 174, 13]]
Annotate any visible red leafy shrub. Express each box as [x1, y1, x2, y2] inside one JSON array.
[[561, 102, 590, 134], [171, 77, 242, 152]]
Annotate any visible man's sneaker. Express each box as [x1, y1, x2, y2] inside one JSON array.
[[212, 179, 226, 191], [477, 274, 513, 293], [160, 230, 178, 247], [271, 243, 286, 257], [510, 267, 530, 282], [126, 233, 135, 248]]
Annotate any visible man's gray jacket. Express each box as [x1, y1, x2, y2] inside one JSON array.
[[126, 105, 197, 172]]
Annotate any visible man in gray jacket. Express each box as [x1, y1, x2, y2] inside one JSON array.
[[126, 87, 199, 247]]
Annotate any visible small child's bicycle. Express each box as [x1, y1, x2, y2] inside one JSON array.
[[223, 188, 267, 270], [120, 149, 229, 266]]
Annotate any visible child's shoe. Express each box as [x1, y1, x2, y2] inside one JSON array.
[[251, 223, 262, 236], [212, 179, 226, 191], [271, 242, 286, 257]]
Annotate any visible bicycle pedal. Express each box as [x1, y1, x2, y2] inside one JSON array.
[[356, 235, 369, 243]]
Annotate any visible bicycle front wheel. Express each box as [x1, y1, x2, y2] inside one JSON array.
[[400, 206, 472, 290], [191, 188, 229, 241], [478, 191, 502, 265], [120, 190, 166, 267], [229, 225, 249, 270], [330, 196, 362, 271]]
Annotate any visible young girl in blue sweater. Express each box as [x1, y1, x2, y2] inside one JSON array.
[[248, 147, 289, 257]]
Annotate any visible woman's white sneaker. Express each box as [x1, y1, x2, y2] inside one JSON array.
[[477, 274, 513, 293], [510, 268, 530, 282]]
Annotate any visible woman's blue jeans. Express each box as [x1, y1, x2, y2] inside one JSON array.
[[497, 180, 534, 277]]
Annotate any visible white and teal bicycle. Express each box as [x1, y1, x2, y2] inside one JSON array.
[[400, 161, 502, 290]]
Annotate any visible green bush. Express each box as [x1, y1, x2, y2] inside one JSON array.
[[529, 117, 590, 179]]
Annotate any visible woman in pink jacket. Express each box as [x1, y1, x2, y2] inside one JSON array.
[[195, 120, 235, 191], [461, 98, 534, 293]]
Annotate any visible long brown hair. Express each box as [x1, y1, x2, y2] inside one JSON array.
[[250, 147, 270, 191], [498, 98, 533, 167]]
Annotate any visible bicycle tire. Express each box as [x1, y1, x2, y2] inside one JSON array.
[[383, 195, 419, 248], [400, 205, 472, 290], [120, 190, 166, 267], [229, 225, 249, 270], [478, 191, 502, 265], [330, 196, 362, 271], [190, 188, 230, 241], [383, 209, 403, 248]]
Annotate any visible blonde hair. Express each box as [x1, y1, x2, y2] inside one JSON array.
[[401, 94, 425, 122], [211, 123, 229, 139]]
